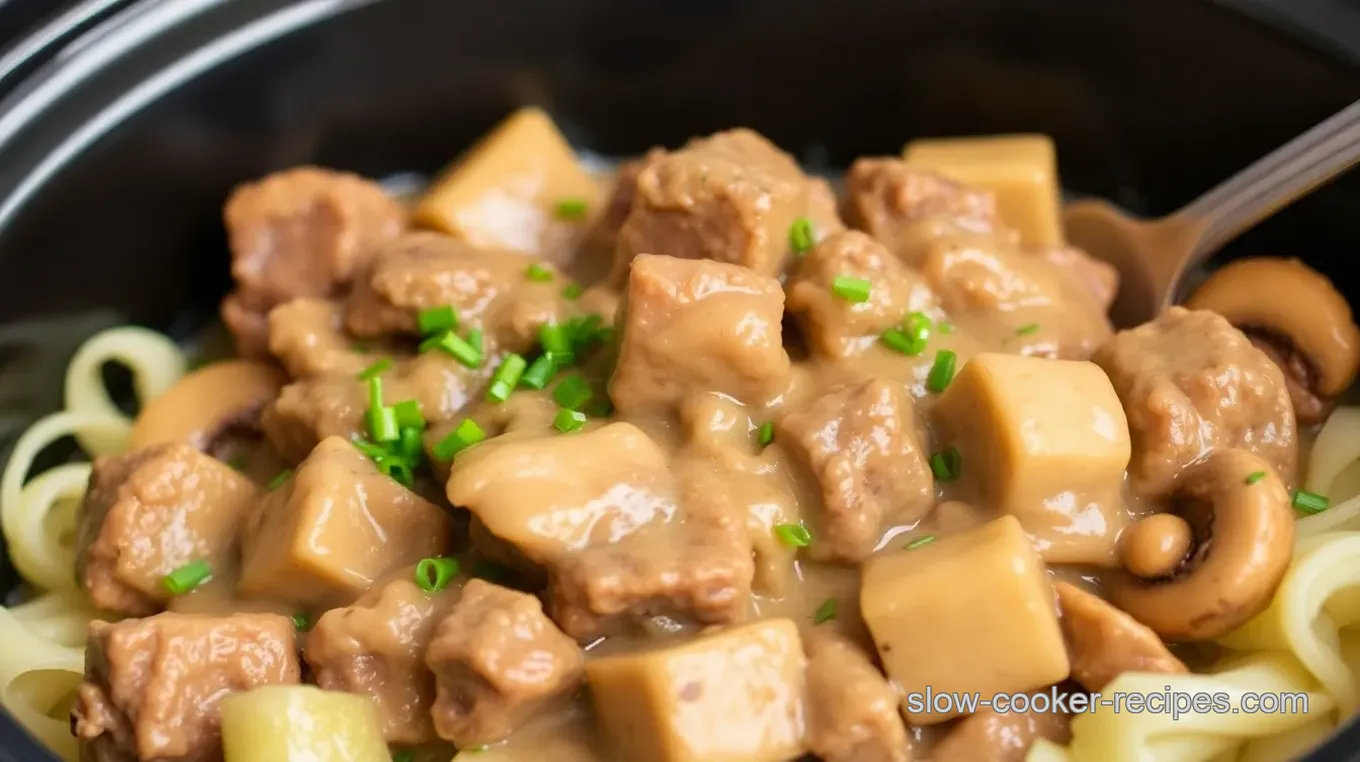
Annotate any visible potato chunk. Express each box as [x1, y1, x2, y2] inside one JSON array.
[[238, 437, 453, 608], [221, 685, 388, 762], [932, 353, 1130, 564], [415, 108, 600, 265], [586, 619, 807, 762], [860, 516, 1069, 724], [903, 134, 1063, 247]]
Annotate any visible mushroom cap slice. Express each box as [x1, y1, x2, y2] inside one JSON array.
[[1185, 257, 1360, 396], [1054, 581, 1187, 692], [1107, 448, 1294, 642], [129, 360, 286, 450]]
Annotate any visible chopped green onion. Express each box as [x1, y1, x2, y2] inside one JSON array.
[[162, 560, 212, 595], [586, 398, 615, 418], [467, 328, 485, 356], [938, 321, 955, 334], [880, 327, 926, 356], [906, 535, 937, 550], [267, 470, 292, 490], [392, 752, 414, 762], [831, 275, 872, 303], [398, 426, 424, 462], [554, 408, 587, 433], [1292, 490, 1330, 514], [540, 323, 572, 355], [569, 314, 603, 347], [904, 311, 932, 341], [356, 358, 392, 381], [813, 598, 837, 625], [291, 613, 310, 631], [227, 455, 247, 471], [393, 400, 424, 430], [488, 354, 528, 402], [352, 438, 389, 461], [433, 419, 487, 461], [774, 523, 811, 548], [1017, 323, 1040, 336], [367, 403, 399, 443], [436, 331, 482, 368], [757, 422, 775, 447], [553, 374, 593, 410], [789, 217, 815, 255], [520, 354, 556, 390], [526, 263, 554, 282], [546, 350, 575, 369], [418, 306, 458, 335], [562, 283, 584, 300], [416, 557, 460, 592], [376, 456, 414, 488], [926, 350, 957, 393], [1245, 470, 1267, 485], [555, 198, 588, 220], [351, 341, 370, 353], [418, 333, 443, 353], [930, 447, 961, 482]]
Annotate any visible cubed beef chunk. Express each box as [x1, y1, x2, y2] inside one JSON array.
[[1054, 582, 1186, 692], [262, 351, 491, 463], [786, 230, 943, 359], [304, 576, 462, 744], [917, 236, 1113, 360], [222, 167, 406, 357], [611, 254, 791, 414], [424, 580, 584, 746], [268, 298, 373, 378], [804, 632, 911, 762], [77, 443, 261, 617], [613, 129, 843, 281], [73, 612, 300, 762], [344, 232, 574, 353], [1092, 307, 1298, 497], [777, 377, 933, 563], [845, 158, 999, 261], [584, 149, 666, 259], [239, 437, 453, 609], [931, 703, 1072, 762]]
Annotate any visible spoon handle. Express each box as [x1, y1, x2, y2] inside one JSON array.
[[1176, 98, 1360, 262]]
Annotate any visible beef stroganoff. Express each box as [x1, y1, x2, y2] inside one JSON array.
[[1, 107, 1358, 762]]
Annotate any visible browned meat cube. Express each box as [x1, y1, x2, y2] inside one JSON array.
[[582, 149, 666, 262], [238, 437, 453, 609], [917, 237, 1113, 360], [222, 167, 406, 357], [72, 612, 300, 762], [845, 158, 999, 262], [262, 351, 491, 464], [344, 232, 575, 353], [76, 443, 262, 617], [610, 254, 791, 413], [804, 632, 911, 762], [304, 575, 463, 744], [787, 230, 943, 359], [1092, 307, 1298, 497], [547, 476, 755, 640], [613, 129, 843, 281], [931, 702, 1072, 762], [425, 580, 584, 746], [268, 298, 372, 378], [777, 378, 933, 563]]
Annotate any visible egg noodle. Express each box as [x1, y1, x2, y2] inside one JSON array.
[[0, 327, 184, 760], [1, 327, 1359, 762]]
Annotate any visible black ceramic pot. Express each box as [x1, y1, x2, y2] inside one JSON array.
[[1, 0, 1360, 760]]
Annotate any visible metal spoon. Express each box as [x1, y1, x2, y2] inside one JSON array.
[[1063, 98, 1360, 328]]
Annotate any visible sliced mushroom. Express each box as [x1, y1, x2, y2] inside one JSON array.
[[1120, 513, 1193, 579], [1107, 449, 1294, 641], [129, 360, 287, 453], [1054, 581, 1187, 692], [1185, 257, 1360, 425]]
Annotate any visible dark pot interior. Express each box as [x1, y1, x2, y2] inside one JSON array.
[[1, 0, 1359, 759]]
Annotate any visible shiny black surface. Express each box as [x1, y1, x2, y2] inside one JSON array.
[[1, 0, 1359, 759]]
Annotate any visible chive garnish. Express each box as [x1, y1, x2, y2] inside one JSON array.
[[926, 350, 957, 392], [813, 598, 837, 625], [162, 560, 212, 595], [832, 275, 872, 303], [774, 523, 811, 548], [1292, 490, 1330, 514], [356, 358, 392, 381], [520, 354, 556, 390], [291, 613, 310, 631], [930, 448, 961, 482], [1245, 471, 1266, 485], [757, 422, 775, 447], [1017, 323, 1040, 336], [393, 400, 424, 430], [789, 217, 815, 255], [552, 374, 592, 410], [526, 263, 553, 282], [555, 198, 588, 220], [487, 354, 528, 402], [433, 419, 486, 461], [562, 283, 584, 300], [267, 469, 292, 490], [415, 557, 460, 593], [906, 535, 937, 550], [553, 409, 587, 433], [435, 331, 482, 368], [417, 305, 457, 336]]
